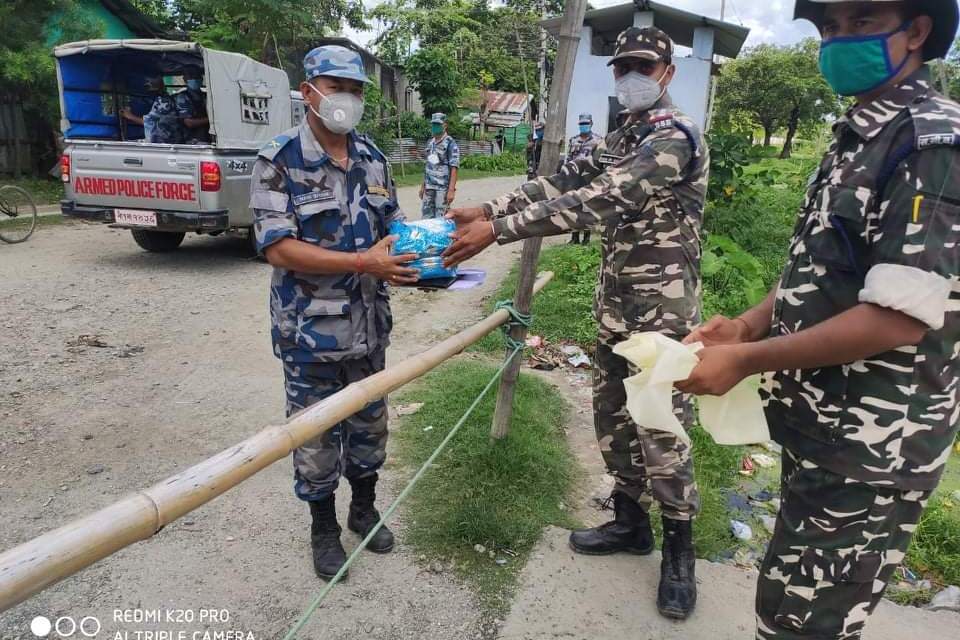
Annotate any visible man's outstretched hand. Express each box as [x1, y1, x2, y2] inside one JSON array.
[[442, 219, 496, 267], [445, 206, 486, 225]]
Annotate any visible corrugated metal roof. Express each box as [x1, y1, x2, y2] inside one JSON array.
[[484, 91, 531, 115]]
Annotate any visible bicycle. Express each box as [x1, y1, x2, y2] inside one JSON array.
[[0, 184, 38, 244]]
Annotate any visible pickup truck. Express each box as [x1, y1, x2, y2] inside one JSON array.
[[55, 39, 306, 252]]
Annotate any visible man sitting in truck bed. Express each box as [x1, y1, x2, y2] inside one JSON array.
[[120, 74, 185, 144], [176, 66, 210, 143]]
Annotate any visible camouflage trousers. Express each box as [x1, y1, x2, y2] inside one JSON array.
[[420, 188, 448, 219], [756, 448, 931, 639], [594, 330, 700, 520], [282, 351, 388, 502]]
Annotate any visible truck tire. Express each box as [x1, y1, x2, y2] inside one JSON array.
[[130, 230, 186, 252]]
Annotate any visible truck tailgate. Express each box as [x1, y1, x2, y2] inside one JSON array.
[[67, 143, 203, 212]]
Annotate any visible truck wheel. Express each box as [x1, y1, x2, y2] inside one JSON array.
[[130, 230, 186, 252]]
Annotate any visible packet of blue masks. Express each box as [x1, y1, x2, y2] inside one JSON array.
[[389, 218, 458, 280]]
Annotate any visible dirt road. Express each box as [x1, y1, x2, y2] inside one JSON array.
[[0, 176, 527, 640]]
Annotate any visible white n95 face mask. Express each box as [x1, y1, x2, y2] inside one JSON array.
[[308, 89, 365, 134], [615, 70, 666, 113]]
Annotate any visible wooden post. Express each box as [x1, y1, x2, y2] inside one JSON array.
[[490, 0, 588, 440], [0, 274, 554, 613]]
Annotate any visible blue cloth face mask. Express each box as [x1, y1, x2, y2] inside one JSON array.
[[186, 79, 202, 92], [431, 123, 444, 135], [819, 21, 912, 96], [579, 124, 591, 134]]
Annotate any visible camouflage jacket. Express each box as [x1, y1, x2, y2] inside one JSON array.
[[423, 134, 460, 189], [174, 89, 210, 142], [143, 94, 184, 144], [484, 94, 708, 337], [566, 131, 603, 162], [249, 123, 403, 363], [762, 67, 960, 490]]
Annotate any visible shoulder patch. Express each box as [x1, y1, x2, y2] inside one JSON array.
[[910, 95, 960, 151], [258, 129, 298, 161]]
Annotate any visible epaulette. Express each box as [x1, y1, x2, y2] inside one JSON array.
[[257, 129, 298, 161], [877, 95, 960, 195], [910, 94, 960, 150]]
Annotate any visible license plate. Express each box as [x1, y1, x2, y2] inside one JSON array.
[[115, 209, 157, 227]]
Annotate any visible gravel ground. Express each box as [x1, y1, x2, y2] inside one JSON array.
[[0, 176, 527, 640]]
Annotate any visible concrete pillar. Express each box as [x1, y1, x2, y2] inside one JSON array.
[[693, 26, 716, 60], [633, 11, 654, 28]]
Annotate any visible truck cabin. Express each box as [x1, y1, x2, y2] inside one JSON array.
[[57, 44, 210, 145]]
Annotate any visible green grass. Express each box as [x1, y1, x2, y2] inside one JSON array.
[[393, 358, 578, 612], [0, 212, 67, 232], [0, 177, 63, 205], [474, 242, 601, 353]]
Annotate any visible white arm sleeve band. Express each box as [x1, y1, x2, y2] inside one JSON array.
[[858, 263, 952, 330]]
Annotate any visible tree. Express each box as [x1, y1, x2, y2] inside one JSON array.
[[404, 46, 461, 117], [715, 40, 840, 158], [0, 0, 99, 173]]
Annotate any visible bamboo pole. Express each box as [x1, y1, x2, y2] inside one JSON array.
[[0, 272, 553, 614], [490, 0, 588, 440]]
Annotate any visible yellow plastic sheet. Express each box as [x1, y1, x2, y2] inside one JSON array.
[[612, 332, 770, 446]]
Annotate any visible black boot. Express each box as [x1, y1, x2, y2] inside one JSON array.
[[347, 473, 395, 553], [569, 232, 581, 244], [309, 496, 347, 581], [658, 517, 697, 619], [568, 492, 655, 555], [580, 231, 591, 245]]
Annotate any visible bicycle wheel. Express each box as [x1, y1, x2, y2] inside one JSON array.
[[0, 184, 38, 244]]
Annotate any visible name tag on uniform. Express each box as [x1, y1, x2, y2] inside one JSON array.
[[293, 189, 334, 206], [367, 185, 390, 198], [599, 153, 624, 168], [917, 133, 959, 149]]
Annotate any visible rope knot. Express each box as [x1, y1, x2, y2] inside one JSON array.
[[494, 299, 533, 351]]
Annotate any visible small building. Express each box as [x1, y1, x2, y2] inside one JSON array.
[[540, 0, 749, 139], [472, 91, 532, 129], [311, 37, 421, 115]]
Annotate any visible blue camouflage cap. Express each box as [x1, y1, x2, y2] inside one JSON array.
[[431, 113, 447, 124], [577, 113, 593, 124], [303, 45, 371, 83]]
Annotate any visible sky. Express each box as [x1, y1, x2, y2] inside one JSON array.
[[344, 0, 823, 52]]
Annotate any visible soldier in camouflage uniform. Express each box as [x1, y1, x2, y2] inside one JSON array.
[[678, 1, 960, 638], [249, 45, 420, 581], [566, 113, 603, 245], [443, 27, 709, 619], [120, 75, 184, 144]]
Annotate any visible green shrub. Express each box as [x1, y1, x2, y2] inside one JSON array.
[[459, 151, 526, 172]]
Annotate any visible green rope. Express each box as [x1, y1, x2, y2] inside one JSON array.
[[282, 344, 524, 640], [493, 299, 533, 351]]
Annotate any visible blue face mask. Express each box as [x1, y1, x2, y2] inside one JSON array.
[[579, 124, 591, 134], [818, 21, 912, 96], [186, 79, 202, 92]]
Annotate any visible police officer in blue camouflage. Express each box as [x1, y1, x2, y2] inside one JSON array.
[[566, 113, 602, 245], [120, 74, 184, 144], [249, 45, 420, 581], [419, 112, 460, 218], [175, 66, 210, 143]]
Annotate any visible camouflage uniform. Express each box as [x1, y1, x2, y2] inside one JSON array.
[[250, 120, 402, 502], [143, 94, 184, 144], [174, 89, 209, 143], [566, 116, 603, 243], [421, 115, 460, 219], [757, 66, 960, 638], [482, 34, 709, 520]]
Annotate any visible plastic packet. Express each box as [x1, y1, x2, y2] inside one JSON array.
[[409, 256, 457, 280], [389, 219, 456, 258]]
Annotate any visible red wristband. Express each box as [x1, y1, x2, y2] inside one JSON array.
[[354, 252, 363, 274]]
